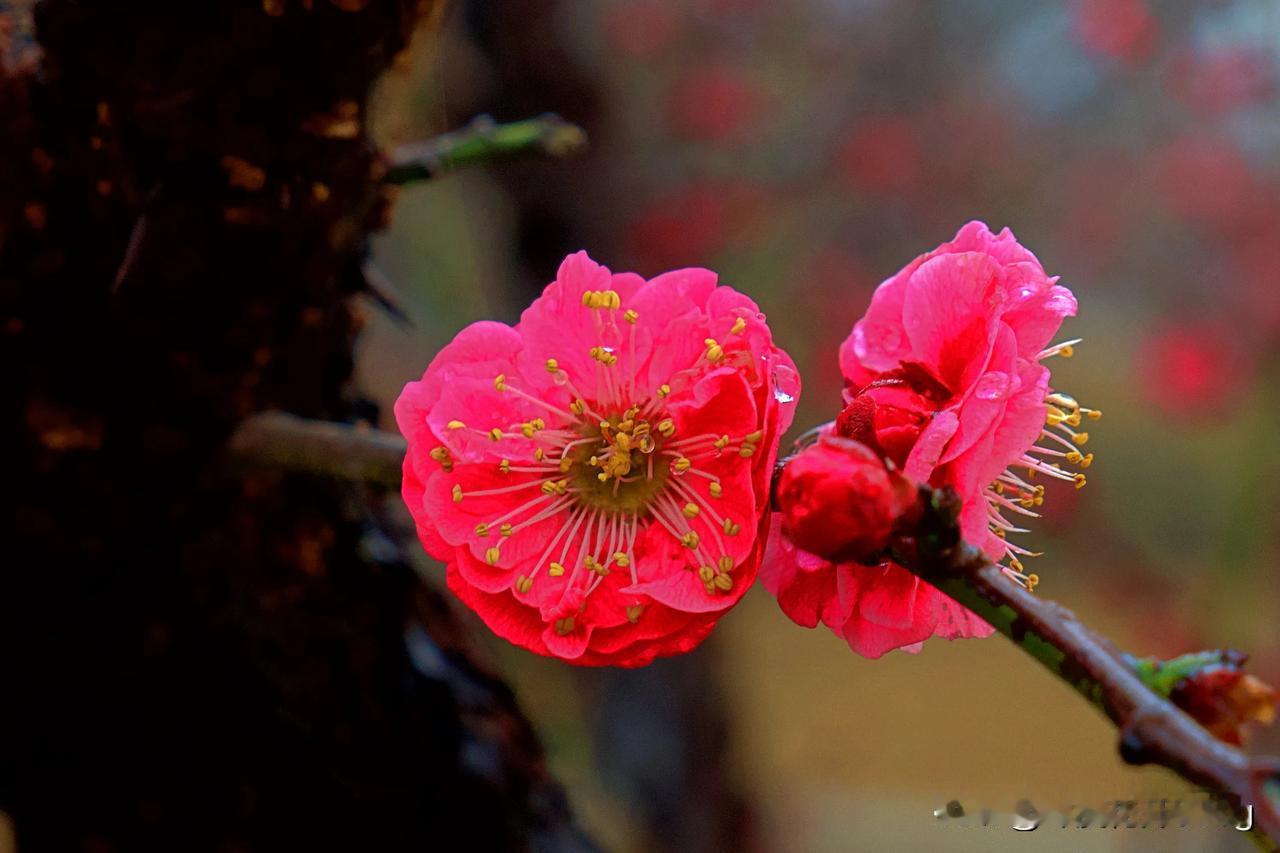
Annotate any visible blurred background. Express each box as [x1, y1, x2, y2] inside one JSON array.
[[361, 0, 1280, 850]]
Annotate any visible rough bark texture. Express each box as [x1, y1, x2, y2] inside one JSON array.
[[0, 2, 590, 850]]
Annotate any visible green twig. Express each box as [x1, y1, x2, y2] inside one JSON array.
[[384, 113, 587, 185]]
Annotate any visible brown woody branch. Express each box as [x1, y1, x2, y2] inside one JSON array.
[[894, 487, 1280, 846], [228, 412, 406, 488]]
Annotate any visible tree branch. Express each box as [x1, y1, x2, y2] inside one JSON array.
[[894, 487, 1280, 846], [384, 113, 587, 185], [228, 412, 405, 488]]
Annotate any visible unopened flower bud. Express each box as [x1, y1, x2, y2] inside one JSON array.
[[776, 435, 916, 564]]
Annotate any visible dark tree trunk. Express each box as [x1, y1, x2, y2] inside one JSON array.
[[0, 2, 590, 850]]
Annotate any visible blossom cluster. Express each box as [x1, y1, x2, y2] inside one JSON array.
[[398, 222, 1090, 663]]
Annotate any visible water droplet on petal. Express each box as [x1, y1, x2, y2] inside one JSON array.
[[974, 371, 1011, 401], [772, 363, 799, 405]]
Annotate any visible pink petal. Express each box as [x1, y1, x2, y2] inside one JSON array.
[[901, 251, 1006, 392]]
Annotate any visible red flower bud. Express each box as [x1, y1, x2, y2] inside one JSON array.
[[1170, 664, 1277, 746], [776, 435, 917, 564]]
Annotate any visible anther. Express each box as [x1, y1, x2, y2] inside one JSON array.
[[447, 420, 466, 430], [554, 617, 575, 636], [681, 531, 700, 549], [624, 309, 638, 324], [485, 547, 500, 566], [672, 457, 691, 473], [452, 484, 463, 503], [475, 523, 489, 537], [713, 574, 733, 592], [657, 384, 671, 398], [626, 605, 644, 623], [1072, 432, 1089, 446], [493, 373, 507, 392], [730, 317, 747, 335], [570, 400, 585, 415], [515, 575, 533, 594], [657, 418, 675, 437], [429, 447, 454, 471], [1073, 473, 1087, 489], [708, 482, 723, 498], [489, 427, 504, 441], [704, 338, 724, 362], [499, 523, 513, 537], [723, 519, 741, 536], [613, 552, 630, 567], [549, 561, 566, 577], [697, 565, 715, 582], [739, 444, 756, 458], [545, 358, 559, 373], [682, 502, 700, 518], [717, 555, 733, 572], [499, 459, 510, 473]]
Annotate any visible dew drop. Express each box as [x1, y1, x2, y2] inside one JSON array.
[[974, 371, 1011, 401]]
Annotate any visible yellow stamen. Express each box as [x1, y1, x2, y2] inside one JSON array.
[[681, 531, 700, 549], [672, 457, 691, 473], [485, 547, 500, 566], [613, 552, 630, 568], [717, 555, 733, 572], [499, 523, 513, 537], [429, 447, 453, 471], [493, 373, 507, 392], [549, 561, 566, 577], [723, 519, 741, 536], [708, 482, 723, 498], [624, 309, 639, 324], [626, 605, 644, 623], [657, 384, 671, 398], [704, 338, 724, 362], [554, 617, 575, 635], [713, 574, 733, 592], [452, 484, 463, 503], [657, 418, 675, 437], [682, 503, 700, 519], [499, 459, 510, 474], [545, 358, 559, 373], [475, 523, 489, 537], [730, 317, 747, 335], [570, 399, 585, 415], [738, 444, 756, 458], [447, 420, 466, 430], [697, 565, 715, 582], [515, 575, 533, 594], [489, 427, 503, 441], [1074, 473, 1087, 489], [714, 435, 730, 450]]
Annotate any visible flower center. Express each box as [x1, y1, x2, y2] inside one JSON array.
[[567, 407, 673, 514]]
